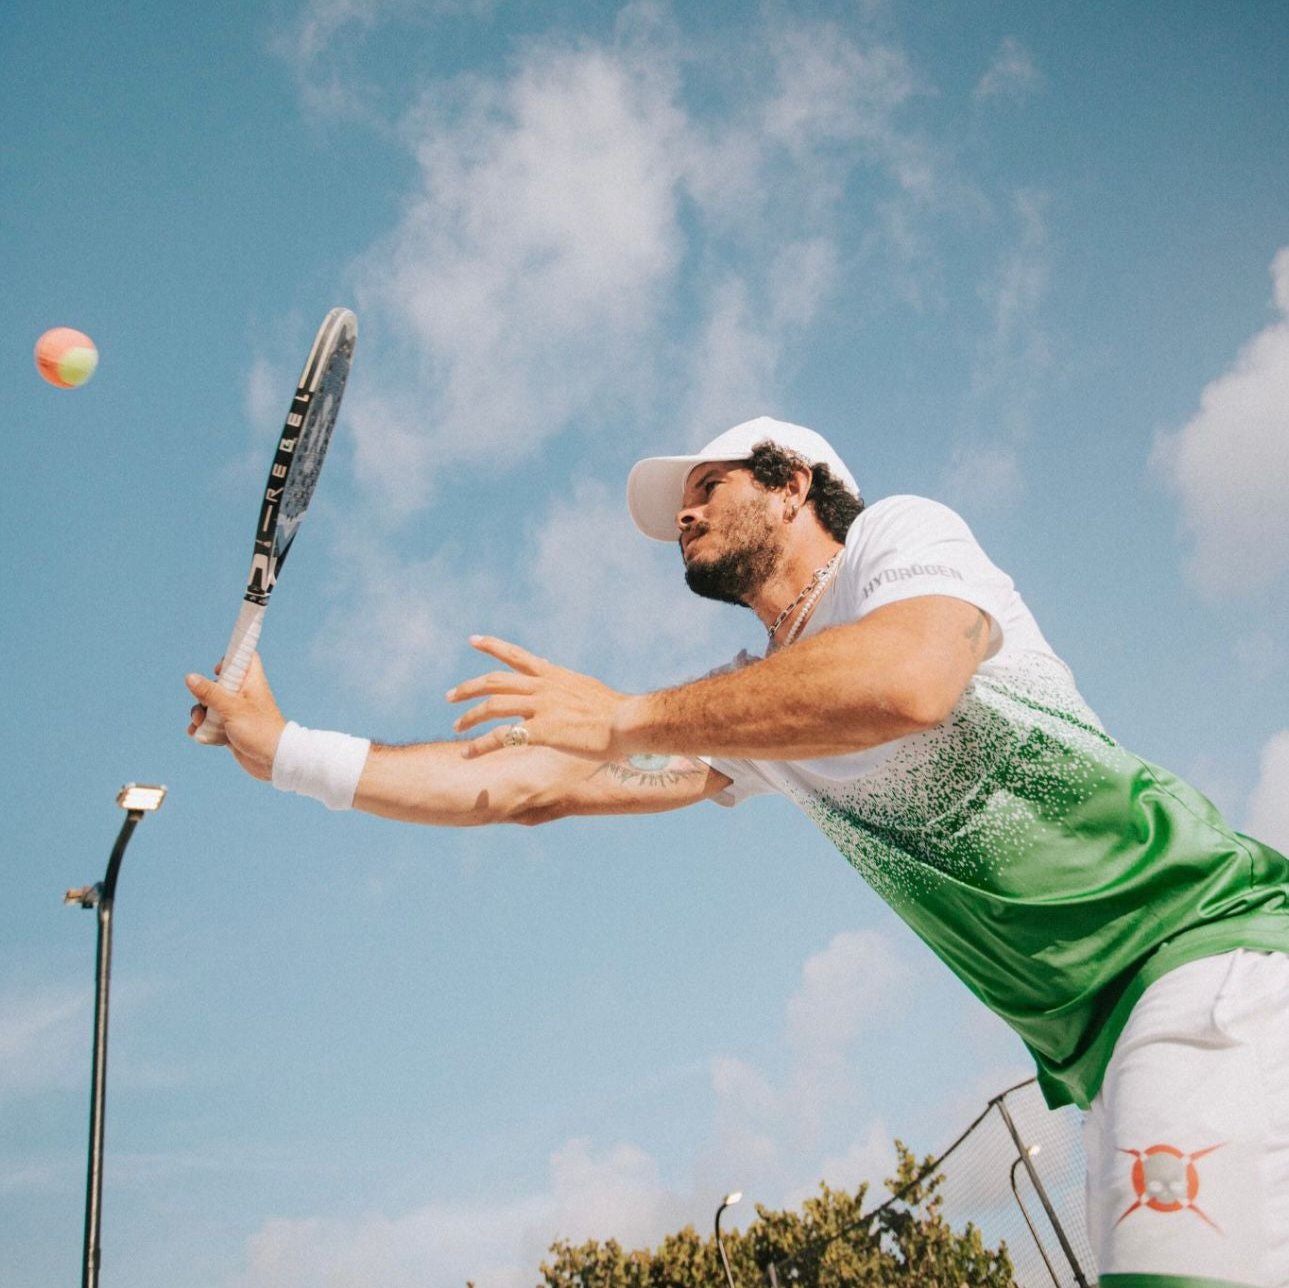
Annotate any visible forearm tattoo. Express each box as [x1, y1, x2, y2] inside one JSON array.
[[594, 754, 707, 790]]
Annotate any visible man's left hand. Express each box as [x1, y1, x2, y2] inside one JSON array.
[[447, 636, 635, 759]]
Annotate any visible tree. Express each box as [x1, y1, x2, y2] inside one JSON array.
[[536, 1142, 1014, 1288]]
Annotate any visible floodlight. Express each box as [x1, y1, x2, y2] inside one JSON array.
[[716, 1190, 744, 1288], [116, 784, 167, 812]]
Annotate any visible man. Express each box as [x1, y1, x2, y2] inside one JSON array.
[[189, 416, 1288, 1288]]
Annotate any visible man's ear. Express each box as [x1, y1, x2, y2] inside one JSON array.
[[785, 463, 813, 513]]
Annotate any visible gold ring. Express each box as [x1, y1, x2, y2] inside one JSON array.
[[502, 724, 530, 748]]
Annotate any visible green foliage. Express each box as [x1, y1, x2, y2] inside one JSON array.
[[535, 1142, 1014, 1288]]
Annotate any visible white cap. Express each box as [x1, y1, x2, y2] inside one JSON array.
[[626, 416, 859, 541]]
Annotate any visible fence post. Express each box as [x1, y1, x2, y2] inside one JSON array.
[[993, 1091, 1090, 1288]]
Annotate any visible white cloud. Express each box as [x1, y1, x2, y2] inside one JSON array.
[[522, 479, 741, 689], [291, 0, 397, 65], [273, 0, 494, 120], [222, 927, 923, 1286], [221, 1139, 688, 1288], [0, 984, 87, 1098], [785, 929, 903, 1057], [0, 1157, 76, 1195], [310, 478, 744, 711], [770, 238, 840, 330], [223, 1137, 687, 1288], [974, 37, 1042, 103], [940, 442, 1023, 511], [349, 37, 688, 512], [678, 240, 843, 440], [246, 353, 288, 436], [972, 189, 1052, 432], [942, 188, 1052, 505], [310, 533, 498, 708], [325, 9, 954, 527], [763, 28, 917, 155], [786, 1117, 894, 1212], [784, 930, 908, 1148], [261, 7, 1003, 707], [1152, 247, 1289, 595], [1180, 754, 1246, 825], [700, 930, 913, 1201], [679, 278, 785, 446], [1233, 630, 1284, 682], [1245, 729, 1289, 852]]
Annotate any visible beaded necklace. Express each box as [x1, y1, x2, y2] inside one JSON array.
[[766, 551, 842, 649]]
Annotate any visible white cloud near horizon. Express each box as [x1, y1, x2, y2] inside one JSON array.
[[701, 930, 913, 1202], [221, 928, 922, 1287], [1152, 246, 1289, 596], [224, 1136, 689, 1288]]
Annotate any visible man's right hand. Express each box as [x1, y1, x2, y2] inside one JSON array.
[[186, 653, 286, 782]]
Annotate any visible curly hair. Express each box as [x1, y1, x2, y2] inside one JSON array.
[[744, 440, 864, 541]]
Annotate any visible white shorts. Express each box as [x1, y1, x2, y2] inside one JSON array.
[[1085, 949, 1289, 1288]]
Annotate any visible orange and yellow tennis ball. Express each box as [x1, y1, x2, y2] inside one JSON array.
[[35, 327, 99, 388]]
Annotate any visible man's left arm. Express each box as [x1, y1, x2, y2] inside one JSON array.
[[450, 595, 992, 761]]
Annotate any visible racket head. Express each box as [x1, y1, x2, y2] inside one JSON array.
[[246, 307, 357, 604]]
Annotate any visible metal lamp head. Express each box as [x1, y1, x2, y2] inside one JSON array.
[[116, 784, 167, 812]]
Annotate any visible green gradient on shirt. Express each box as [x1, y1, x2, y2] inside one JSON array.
[[799, 670, 1289, 1109]]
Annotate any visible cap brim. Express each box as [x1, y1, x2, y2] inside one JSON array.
[[627, 454, 709, 542]]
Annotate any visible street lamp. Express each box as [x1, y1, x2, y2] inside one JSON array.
[[65, 784, 167, 1288], [715, 1190, 743, 1288], [1009, 1144, 1061, 1288]]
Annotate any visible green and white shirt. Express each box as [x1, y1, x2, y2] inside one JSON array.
[[707, 496, 1289, 1109]]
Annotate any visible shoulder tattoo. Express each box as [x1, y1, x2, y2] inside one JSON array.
[[594, 754, 708, 789]]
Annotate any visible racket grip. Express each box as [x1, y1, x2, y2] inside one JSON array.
[[193, 600, 267, 746]]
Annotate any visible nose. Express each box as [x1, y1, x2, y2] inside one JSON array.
[[676, 504, 700, 534]]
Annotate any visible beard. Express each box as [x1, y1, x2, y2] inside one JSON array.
[[682, 497, 782, 606]]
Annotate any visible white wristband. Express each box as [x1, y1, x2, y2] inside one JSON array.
[[271, 721, 371, 811]]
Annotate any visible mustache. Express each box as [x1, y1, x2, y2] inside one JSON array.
[[679, 524, 710, 560]]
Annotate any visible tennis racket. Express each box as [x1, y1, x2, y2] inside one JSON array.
[[194, 307, 358, 745]]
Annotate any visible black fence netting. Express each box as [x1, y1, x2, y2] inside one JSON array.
[[764, 1079, 1096, 1288]]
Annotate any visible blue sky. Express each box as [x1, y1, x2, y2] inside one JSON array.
[[3, 1, 1287, 1284]]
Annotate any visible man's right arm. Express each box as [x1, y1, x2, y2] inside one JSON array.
[[354, 741, 726, 827], [186, 654, 728, 826]]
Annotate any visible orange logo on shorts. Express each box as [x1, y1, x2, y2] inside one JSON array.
[[1116, 1142, 1226, 1232]]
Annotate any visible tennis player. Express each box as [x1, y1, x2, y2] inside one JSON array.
[[188, 416, 1289, 1288]]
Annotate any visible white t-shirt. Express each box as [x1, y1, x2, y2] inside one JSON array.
[[700, 495, 1289, 1111], [706, 493, 1079, 808]]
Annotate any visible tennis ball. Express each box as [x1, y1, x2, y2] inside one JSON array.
[[35, 327, 99, 389]]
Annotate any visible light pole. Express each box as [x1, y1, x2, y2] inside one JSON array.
[[1008, 1144, 1062, 1288], [994, 1090, 1090, 1288], [715, 1190, 742, 1288], [65, 784, 167, 1288]]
